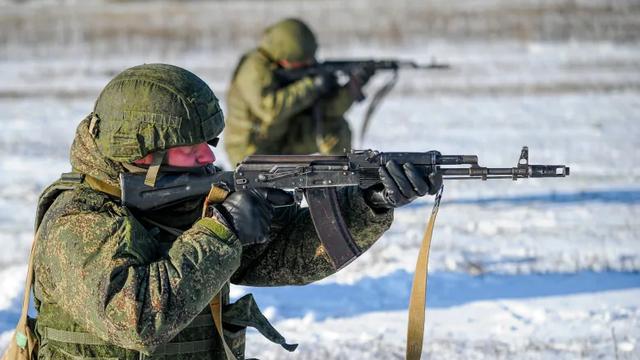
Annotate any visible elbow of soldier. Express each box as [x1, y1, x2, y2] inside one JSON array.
[[260, 108, 282, 127], [259, 97, 288, 126]]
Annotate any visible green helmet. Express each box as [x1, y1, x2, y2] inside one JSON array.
[[92, 63, 224, 163], [259, 18, 317, 62]]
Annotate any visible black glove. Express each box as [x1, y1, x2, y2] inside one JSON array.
[[350, 64, 375, 88], [364, 161, 443, 210], [216, 188, 293, 246], [313, 72, 339, 95]]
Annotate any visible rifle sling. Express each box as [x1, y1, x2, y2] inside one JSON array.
[[83, 175, 121, 198], [201, 186, 238, 360], [359, 69, 399, 146], [406, 185, 443, 360], [13, 237, 37, 351]]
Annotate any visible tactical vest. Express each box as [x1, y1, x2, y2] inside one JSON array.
[[32, 173, 292, 360]]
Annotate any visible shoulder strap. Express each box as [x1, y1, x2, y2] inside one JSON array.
[[230, 51, 254, 82], [14, 238, 36, 349], [83, 175, 120, 198], [202, 186, 237, 360], [34, 172, 84, 230], [359, 70, 399, 147], [16, 173, 84, 345]]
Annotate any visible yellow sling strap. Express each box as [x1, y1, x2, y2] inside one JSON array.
[[209, 294, 236, 360], [1, 237, 38, 360], [406, 186, 444, 360], [202, 185, 237, 360], [83, 175, 121, 198], [19, 241, 36, 338]]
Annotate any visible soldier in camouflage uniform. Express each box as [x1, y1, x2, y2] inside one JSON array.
[[224, 18, 373, 165], [32, 64, 441, 359]]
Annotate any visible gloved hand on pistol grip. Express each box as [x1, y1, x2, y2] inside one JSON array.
[[312, 72, 339, 95], [364, 160, 443, 210], [350, 64, 375, 88], [216, 188, 293, 246]]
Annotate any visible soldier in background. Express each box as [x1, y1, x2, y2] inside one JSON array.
[[31, 64, 440, 359], [224, 18, 373, 165]]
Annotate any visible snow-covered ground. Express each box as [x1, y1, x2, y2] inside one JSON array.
[[0, 14, 639, 359], [245, 288, 640, 359]]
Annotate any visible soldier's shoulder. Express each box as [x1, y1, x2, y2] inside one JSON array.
[[44, 184, 121, 222], [238, 49, 272, 73]]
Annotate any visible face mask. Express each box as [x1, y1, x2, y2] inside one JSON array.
[[157, 163, 217, 175]]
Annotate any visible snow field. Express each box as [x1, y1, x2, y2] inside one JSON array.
[[0, 39, 638, 358], [245, 289, 640, 359]]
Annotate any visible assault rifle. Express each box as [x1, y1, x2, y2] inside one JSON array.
[[121, 146, 569, 270], [273, 58, 450, 145], [273, 59, 450, 87]]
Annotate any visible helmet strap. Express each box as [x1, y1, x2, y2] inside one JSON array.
[[144, 150, 166, 187]]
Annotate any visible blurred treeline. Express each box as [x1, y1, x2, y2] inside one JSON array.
[[1, 0, 639, 60]]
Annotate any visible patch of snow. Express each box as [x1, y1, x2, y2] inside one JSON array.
[[245, 288, 640, 359], [0, 38, 638, 358]]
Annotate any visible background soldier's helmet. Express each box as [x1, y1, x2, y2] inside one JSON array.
[[259, 18, 318, 62], [92, 63, 224, 163]]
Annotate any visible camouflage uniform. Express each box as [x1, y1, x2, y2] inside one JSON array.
[[224, 18, 355, 165], [32, 64, 393, 359]]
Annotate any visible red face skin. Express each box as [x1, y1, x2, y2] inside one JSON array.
[[278, 58, 314, 69], [134, 142, 215, 167]]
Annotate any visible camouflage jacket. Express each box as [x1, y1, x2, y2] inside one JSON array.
[[224, 49, 355, 165], [32, 119, 393, 359]]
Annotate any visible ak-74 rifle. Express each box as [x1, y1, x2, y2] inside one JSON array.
[[273, 59, 450, 146], [121, 146, 569, 270], [122, 146, 569, 360]]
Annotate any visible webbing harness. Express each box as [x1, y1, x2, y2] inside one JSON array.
[[42, 314, 218, 355]]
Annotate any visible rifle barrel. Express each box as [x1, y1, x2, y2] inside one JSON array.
[[439, 165, 569, 180]]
